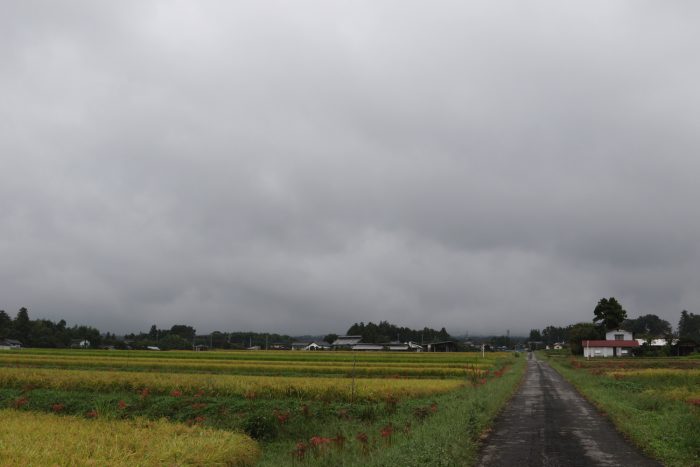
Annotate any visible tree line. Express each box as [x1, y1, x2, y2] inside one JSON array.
[[0, 307, 299, 350], [345, 320, 452, 344], [0, 307, 102, 348]]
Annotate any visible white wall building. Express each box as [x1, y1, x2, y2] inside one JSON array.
[[582, 329, 639, 358]]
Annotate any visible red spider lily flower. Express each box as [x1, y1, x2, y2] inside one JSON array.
[[86, 410, 98, 418], [14, 397, 28, 409], [118, 400, 128, 410], [310, 436, 331, 447], [292, 442, 308, 460], [170, 389, 182, 397], [275, 410, 290, 425], [51, 403, 64, 413], [380, 424, 393, 438]]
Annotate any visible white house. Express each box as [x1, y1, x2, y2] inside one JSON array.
[[582, 329, 639, 358]]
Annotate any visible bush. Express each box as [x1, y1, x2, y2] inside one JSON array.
[[242, 413, 279, 441]]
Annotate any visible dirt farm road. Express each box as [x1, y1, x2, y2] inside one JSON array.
[[477, 354, 661, 467]]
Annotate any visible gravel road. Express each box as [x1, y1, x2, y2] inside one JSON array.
[[477, 353, 661, 466]]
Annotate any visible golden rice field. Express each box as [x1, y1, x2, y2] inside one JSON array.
[[0, 349, 520, 466], [0, 409, 260, 466], [571, 358, 700, 406], [0, 366, 466, 401], [0, 352, 489, 377]]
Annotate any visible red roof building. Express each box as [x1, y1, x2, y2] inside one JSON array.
[[582, 330, 639, 358]]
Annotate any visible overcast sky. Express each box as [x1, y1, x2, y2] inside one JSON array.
[[1, 1, 699, 336]]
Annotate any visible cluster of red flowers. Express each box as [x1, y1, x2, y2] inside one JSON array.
[[292, 434, 346, 461], [191, 402, 207, 410], [170, 389, 182, 397], [138, 387, 150, 399], [117, 400, 128, 410], [51, 403, 64, 413], [687, 398, 700, 406], [86, 409, 98, 418], [193, 389, 205, 398]]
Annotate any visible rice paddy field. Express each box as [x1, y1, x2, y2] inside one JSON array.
[[543, 353, 700, 467], [0, 349, 524, 466]]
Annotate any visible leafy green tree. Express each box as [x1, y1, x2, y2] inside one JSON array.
[[622, 314, 671, 339], [158, 334, 192, 350], [541, 326, 568, 346], [678, 310, 700, 344], [529, 329, 542, 341], [170, 325, 196, 341], [568, 322, 604, 355], [593, 297, 627, 331]]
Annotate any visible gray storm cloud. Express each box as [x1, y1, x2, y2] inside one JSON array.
[[1, 1, 699, 335]]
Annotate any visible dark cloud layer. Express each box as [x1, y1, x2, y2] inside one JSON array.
[[2, 1, 699, 335]]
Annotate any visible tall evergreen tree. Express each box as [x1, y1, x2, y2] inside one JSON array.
[[13, 307, 31, 344]]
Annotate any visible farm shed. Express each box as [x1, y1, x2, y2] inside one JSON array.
[[351, 343, 385, 351], [331, 336, 362, 349], [426, 341, 458, 352], [0, 339, 22, 350]]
